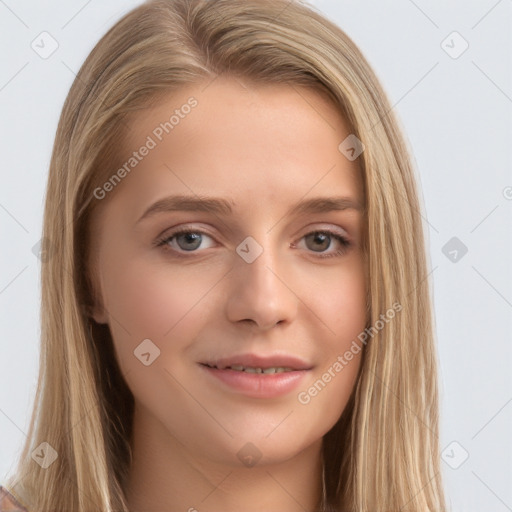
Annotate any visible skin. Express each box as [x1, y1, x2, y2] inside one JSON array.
[[88, 75, 367, 512]]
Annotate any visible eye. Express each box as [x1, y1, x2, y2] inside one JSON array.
[[154, 227, 351, 259], [155, 228, 216, 253], [294, 230, 351, 259]]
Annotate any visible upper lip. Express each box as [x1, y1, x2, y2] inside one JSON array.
[[200, 353, 313, 371]]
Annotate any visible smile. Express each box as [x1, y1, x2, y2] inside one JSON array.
[[203, 363, 294, 374]]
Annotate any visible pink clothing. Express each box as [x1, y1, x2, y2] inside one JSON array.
[[0, 486, 29, 512]]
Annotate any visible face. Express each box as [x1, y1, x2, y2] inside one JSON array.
[[88, 76, 367, 468]]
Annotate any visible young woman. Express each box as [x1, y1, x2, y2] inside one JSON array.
[[0, 0, 447, 510]]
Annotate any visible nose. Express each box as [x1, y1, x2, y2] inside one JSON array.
[[225, 241, 298, 330]]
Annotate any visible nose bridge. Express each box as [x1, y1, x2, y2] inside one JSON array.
[[237, 235, 283, 295], [227, 234, 296, 328]]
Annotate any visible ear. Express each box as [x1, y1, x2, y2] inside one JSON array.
[[85, 270, 109, 324], [87, 302, 109, 325], [85, 242, 109, 324]]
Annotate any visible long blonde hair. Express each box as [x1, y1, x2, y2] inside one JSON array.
[[4, 0, 447, 510]]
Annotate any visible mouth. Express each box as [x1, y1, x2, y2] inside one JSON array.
[[198, 353, 313, 398], [199, 353, 313, 372], [200, 363, 297, 374]]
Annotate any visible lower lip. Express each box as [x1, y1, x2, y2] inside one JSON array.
[[199, 364, 310, 398]]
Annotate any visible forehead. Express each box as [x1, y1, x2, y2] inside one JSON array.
[[99, 76, 363, 221]]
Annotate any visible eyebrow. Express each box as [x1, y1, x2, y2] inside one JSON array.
[[136, 194, 363, 224]]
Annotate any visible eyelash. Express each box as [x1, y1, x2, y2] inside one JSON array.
[[154, 227, 351, 259]]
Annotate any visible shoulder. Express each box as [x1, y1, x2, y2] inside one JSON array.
[[0, 486, 29, 512]]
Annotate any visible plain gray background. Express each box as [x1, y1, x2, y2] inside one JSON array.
[[1, 1, 511, 510]]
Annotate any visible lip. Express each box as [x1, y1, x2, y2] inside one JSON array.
[[198, 353, 313, 399], [199, 364, 310, 398]]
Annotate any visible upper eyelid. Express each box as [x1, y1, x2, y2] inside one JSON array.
[[160, 224, 349, 237], [147, 209, 358, 241]]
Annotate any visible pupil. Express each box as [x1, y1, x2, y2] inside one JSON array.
[[307, 232, 330, 251], [177, 232, 201, 251]]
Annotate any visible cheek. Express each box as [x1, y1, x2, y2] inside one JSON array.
[[294, 259, 366, 424], [99, 253, 223, 370], [307, 256, 367, 342]]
